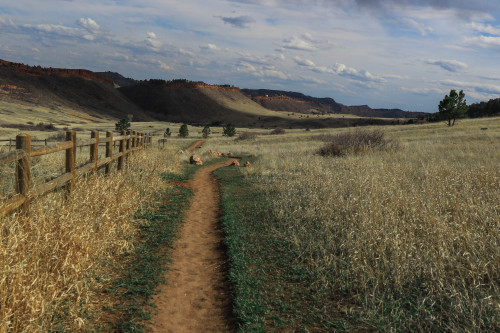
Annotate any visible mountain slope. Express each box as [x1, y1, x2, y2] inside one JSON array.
[[243, 88, 425, 118], [119, 80, 291, 125], [0, 59, 152, 122]]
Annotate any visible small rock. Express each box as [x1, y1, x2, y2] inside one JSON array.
[[189, 155, 203, 165], [177, 150, 185, 154], [231, 160, 240, 167], [243, 161, 252, 167]]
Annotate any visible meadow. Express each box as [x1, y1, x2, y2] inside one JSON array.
[[205, 117, 500, 331], [0, 116, 499, 332]]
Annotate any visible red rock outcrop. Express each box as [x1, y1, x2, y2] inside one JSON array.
[[0, 59, 114, 86]]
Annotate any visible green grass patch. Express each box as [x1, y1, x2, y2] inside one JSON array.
[[99, 169, 195, 332], [216, 157, 352, 332]]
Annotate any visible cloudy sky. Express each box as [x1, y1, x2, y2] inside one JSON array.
[[1, 0, 500, 112]]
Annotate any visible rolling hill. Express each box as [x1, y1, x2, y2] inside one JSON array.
[[0, 58, 421, 129], [242, 89, 426, 118]]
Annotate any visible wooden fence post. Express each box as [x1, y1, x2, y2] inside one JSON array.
[[118, 130, 125, 171], [105, 131, 113, 175], [131, 131, 136, 151], [16, 134, 31, 214], [90, 131, 99, 175], [65, 131, 76, 198], [126, 130, 131, 163]]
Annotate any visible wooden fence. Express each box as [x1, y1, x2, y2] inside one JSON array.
[[0, 130, 152, 218]]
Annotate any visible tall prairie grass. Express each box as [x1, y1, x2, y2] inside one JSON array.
[[0, 142, 185, 332], [206, 118, 500, 331]]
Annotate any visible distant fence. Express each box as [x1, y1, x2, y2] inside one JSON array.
[[0, 130, 152, 218]]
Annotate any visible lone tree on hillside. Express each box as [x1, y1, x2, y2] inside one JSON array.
[[115, 118, 131, 131], [164, 128, 171, 137], [178, 124, 189, 137], [223, 123, 236, 137], [202, 125, 211, 138], [438, 89, 467, 126]]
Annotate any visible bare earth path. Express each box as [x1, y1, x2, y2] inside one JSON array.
[[149, 142, 237, 332]]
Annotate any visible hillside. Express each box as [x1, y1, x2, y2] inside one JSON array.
[[119, 80, 398, 128], [0, 59, 152, 124], [243, 88, 425, 118], [0, 58, 415, 129]]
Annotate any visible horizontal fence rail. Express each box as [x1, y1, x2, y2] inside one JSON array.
[[0, 130, 153, 218]]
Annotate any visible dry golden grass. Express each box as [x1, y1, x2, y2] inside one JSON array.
[[0, 139, 187, 332], [205, 117, 500, 331]]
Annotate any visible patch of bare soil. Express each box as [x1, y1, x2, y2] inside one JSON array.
[[148, 143, 237, 332]]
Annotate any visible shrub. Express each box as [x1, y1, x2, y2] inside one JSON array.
[[164, 128, 171, 137], [317, 129, 398, 156], [269, 127, 285, 135], [236, 132, 258, 141]]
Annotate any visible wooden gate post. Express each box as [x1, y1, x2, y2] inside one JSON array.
[[118, 130, 125, 171], [16, 134, 31, 213], [105, 131, 113, 175], [65, 131, 76, 198], [90, 131, 99, 175]]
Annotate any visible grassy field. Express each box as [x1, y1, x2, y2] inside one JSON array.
[[206, 117, 500, 331], [1, 116, 499, 331]]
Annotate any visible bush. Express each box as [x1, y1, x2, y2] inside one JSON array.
[[317, 129, 398, 157], [236, 132, 258, 141], [269, 127, 285, 135]]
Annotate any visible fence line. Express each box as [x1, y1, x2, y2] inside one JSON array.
[[0, 130, 153, 218]]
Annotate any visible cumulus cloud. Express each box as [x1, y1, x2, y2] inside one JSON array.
[[468, 22, 500, 35], [425, 59, 468, 72], [217, 15, 254, 28], [281, 35, 318, 51], [146, 31, 162, 51], [236, 61, 288, 80], [333, 63, 386, 83], [76, 18, 100, 33]]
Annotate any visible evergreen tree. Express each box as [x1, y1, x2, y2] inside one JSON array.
[[115, 118, 131, 131], [223, 123, 236, 137], [164, 128, 171, 137], [437, 90, 467, 126], [202, 125, 211, 138], [178, 124, 189, 137]]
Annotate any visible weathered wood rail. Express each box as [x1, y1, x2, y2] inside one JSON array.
[[0, 130, 152, 218]]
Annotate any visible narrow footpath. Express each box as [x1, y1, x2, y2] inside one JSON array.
[[148, 141, 237, 332]]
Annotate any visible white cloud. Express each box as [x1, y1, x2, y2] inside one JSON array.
[[77, 18, 100, 33], [157, 60, 172, 70], [293, 56, 316, 67], [332, 63, 386, 83], [199, 43, 218, 50], [281, 35, 318, 51], [146, 31, 162, 51], [468, 22, 500, 36], [400, 18, 434, 35], [464, 35, 500, 50]]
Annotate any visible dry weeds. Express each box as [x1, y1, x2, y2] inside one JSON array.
[[0, 142, 183, 332], [206, 118, 500, 331]]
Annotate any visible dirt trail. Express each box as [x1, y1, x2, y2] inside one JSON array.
[[149, 141, 236, 333]]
